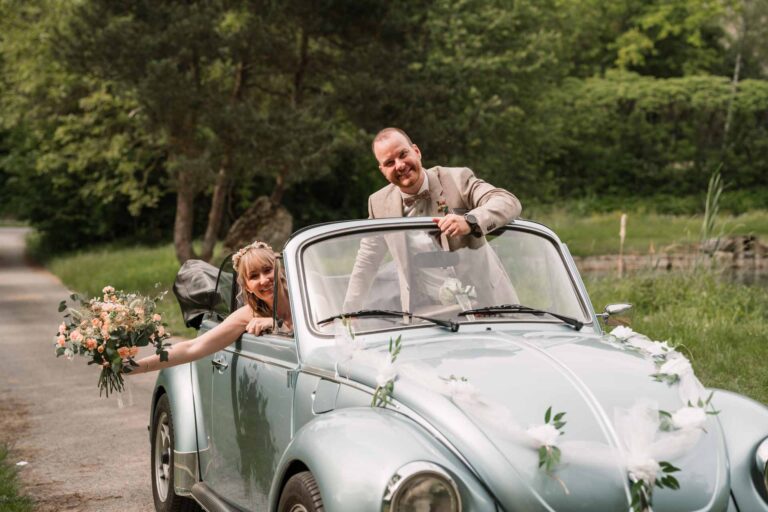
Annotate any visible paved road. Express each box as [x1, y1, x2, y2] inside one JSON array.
[[0, 227, 159, 511]]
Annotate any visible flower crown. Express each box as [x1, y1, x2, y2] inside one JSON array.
[[232, 240, 273, 268]]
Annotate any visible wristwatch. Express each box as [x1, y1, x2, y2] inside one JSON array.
[[464, 213, 483, 238]]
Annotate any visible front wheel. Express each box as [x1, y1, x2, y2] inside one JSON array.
[[278, 471, 324, 512], [151, 394, 201, 512]]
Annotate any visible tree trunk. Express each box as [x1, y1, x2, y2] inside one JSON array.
[[270, 172, 286, 205], [173, 170, 198, 263], [201, 158, 230, 262]]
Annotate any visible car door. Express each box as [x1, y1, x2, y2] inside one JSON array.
[[203, 265, 298, 510]]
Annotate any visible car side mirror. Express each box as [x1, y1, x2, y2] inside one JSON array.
[[598, 303, 633, 327]]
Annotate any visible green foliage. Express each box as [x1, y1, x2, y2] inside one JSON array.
[[540, 72, 768, 201], [0, 445, 34, 512], [1, 0, 767, 254]]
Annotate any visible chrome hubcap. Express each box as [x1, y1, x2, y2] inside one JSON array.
[[154, 412, 172, 501]]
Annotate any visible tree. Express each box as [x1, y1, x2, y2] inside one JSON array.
[[56, 0, 390, 262]]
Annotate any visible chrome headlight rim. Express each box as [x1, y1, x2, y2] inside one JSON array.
[[382, 461, 462, 512], [757, 437, 768, 495]]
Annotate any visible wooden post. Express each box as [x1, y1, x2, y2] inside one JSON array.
[[618, 213, 627, 278]]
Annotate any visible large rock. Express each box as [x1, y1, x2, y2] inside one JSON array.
[[224, 196, 293, 252]]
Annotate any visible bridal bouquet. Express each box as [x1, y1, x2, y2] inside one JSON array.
[[55, 286, 170, 396]]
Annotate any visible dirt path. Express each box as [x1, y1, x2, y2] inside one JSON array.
[[0, 227, 159, 511]]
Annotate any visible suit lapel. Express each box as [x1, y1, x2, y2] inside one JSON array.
[[425, 167, 444, 217], [381, 185, 404, 218]]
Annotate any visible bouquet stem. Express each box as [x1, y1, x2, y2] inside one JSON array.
[[98, 367, 126, 397]]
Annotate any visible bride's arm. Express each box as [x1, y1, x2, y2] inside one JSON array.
[[129, 305, 253, 375]]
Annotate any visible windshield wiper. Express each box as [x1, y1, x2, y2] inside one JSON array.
[[319, 309, 459, 332], [458, 304, 584, 331]]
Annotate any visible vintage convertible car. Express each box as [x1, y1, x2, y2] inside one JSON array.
[[149, 217, 768, 512]]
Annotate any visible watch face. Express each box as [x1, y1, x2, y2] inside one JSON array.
[[465, 213, 478, 225]]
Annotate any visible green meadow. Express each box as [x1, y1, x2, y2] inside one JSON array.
[[531, 210, 768, 257], [41, 211, 768, 404]]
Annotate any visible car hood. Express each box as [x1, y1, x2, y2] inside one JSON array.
[[313, 329, 731, 511]]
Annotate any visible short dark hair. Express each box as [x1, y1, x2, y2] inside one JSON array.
[[371, 127, 413, 152]]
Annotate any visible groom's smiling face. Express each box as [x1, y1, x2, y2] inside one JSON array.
[[374, 132, 424, 195]]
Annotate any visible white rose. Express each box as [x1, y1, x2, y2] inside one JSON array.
[[626, 454, 660, 485], [660, 354, 693, 377], [376, 359, 398, 387], [438, 278, 463, 305], [610, 326, 635, 340], [526, 423, 560, 448], [671, 406, 707, 430]]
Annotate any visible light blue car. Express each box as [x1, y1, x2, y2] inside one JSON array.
[[149, 218, 768, 512]]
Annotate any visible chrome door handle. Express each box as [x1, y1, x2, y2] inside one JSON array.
[[211, 357, 229, 370]]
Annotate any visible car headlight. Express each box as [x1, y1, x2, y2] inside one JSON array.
[[758, 437, 768, 496], [382, 461, 461, 512]]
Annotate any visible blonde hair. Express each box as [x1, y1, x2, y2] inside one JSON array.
[[232, 241, 287, 318]]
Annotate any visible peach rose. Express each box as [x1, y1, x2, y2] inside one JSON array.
[[91, 318, 101, 327], [152, 314, 162, 322], [102, 285, 115, 294], [97, 345, 105, 353], [58, 322, 67, 334], [57, 335, 66, 347], [117, 346, 130, 358], [70, 330, 83, 343], [85, 338, 97, 350]]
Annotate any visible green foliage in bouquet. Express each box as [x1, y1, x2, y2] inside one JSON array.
[[55, 285, 170, 396]]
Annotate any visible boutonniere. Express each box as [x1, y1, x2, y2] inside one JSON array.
[[436, 198, 449, 215]]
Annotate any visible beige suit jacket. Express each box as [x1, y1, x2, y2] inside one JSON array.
[[343, 166, 521, 312]]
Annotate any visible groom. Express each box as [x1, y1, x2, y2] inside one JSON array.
[[342, 127, 522, 312]]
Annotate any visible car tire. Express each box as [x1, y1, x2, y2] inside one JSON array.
[[277, 471, 324, 512], [151, 394, 201, 512]]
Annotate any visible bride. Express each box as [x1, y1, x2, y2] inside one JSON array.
[[129, 240, 292, 375]]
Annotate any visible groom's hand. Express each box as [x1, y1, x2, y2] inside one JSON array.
[[433, 214, 470, 237]]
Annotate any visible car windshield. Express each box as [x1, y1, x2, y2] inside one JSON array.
[[301, 225, 589, 334]]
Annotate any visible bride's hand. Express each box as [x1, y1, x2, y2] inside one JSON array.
[[246, 316, 273, 336]]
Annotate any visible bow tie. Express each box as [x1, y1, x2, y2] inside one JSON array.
[[403, 190, 431, 207]]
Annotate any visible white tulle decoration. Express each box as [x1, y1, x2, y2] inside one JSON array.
[[671, 407, 707, 430], [526, 423, 561, 448]]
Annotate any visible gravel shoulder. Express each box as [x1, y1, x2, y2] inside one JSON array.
[[0, 227, 161, 511]]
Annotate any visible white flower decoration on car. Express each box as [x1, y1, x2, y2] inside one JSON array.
[[671, 406, 707, 430], [526, 423, 561, 448], [611, 325, 635, 340], [438, 278, 476, 305], [659, 353, 693, 377], [626, 454, 661, 486], [376, 358, 398, 387]]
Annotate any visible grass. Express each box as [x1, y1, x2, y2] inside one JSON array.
[[0, 218, 29, 227], [0, 445, 34, 512], [46, 242, 201, 338], [587, 270, 768, 405], [531, 209, 768, 257]]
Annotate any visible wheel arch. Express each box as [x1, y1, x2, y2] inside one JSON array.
[[269, 406, 495, 512], [713, 388, 768, 511]]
